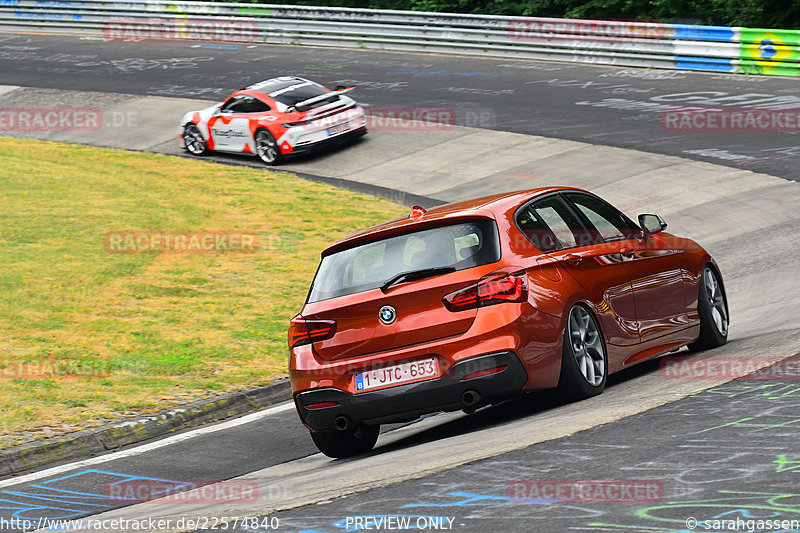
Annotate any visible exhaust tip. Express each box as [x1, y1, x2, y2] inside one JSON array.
[[334, 415, 352, 431], [462, 389, 481, 407]]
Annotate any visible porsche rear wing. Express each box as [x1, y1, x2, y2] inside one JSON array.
[[290, 86, 356, 112]]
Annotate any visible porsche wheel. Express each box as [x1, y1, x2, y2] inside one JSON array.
[[182, 123, 208, 156], [255, 129, 282, 166], [688, 265, 728, 352], [310, 424, 379, 459], [558, 304, 607, 400]]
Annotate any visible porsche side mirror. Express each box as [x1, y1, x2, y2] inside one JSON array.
[[638, 213, 667, 234]]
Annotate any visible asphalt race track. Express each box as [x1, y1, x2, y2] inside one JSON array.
[[1, 31, 800, 533], [266, 364, 800, 533], [1, 33, 800, 181]]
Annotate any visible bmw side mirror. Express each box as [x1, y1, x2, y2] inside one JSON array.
[[212, 108, 221, 117], [638, 213, 667, 234]]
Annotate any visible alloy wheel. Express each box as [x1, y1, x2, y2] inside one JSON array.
[[568, 305, 606, 386], [704, 267, 728, 337]]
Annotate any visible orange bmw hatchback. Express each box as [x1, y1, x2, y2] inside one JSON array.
[[289, 187, 728, 458]]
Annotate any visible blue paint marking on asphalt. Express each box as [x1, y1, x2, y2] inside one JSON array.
[[0, 468, 192, 520], [0, 498, 87, 520], [191, 42, 241, 50], [711, 508, 783, 519], [1, 490, 106, 507], [401, 491, 556, 507]]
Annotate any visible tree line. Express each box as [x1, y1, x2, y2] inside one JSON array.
[[216, 0, 799, 29]]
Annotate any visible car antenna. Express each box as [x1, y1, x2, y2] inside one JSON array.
[[410, 206, 426, 220]]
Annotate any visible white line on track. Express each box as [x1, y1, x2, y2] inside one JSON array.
[[0, 401, 294, 488]]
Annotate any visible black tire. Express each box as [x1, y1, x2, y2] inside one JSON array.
[[182, 123, 208, 156], [254, 128, 283, 166], [310, 424, 379, 459], [688, 265, 728, 352], [557, 304, 608, 401]]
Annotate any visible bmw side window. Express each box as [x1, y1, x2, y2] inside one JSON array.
[[517, 208, 557, 252], [517, 196, 585, 252], [564, 193, 640, 242]]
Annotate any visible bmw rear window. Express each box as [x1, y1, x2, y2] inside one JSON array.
[[307, 219, 501, 303]]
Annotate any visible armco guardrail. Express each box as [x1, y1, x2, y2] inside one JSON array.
[[0, 1, 798, 76]]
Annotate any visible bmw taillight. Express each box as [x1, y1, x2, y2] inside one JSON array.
[[288, 315, 337, 349], [442, 267, 528, 312]]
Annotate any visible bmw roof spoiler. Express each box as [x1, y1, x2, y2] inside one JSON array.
[[288, 86, 356, 112]]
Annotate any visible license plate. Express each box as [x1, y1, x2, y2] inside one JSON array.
[[355, 358, 438, 392], [327, 122, 350, 136]]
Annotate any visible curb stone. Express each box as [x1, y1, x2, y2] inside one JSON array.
[[0, 379, 291, 478]]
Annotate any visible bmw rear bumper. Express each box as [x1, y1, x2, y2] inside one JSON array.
[[294, 351, 527, 431]]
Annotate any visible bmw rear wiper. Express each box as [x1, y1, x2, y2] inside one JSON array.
[[380, 266, 456, 293]]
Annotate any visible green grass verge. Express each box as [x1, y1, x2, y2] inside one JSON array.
[[0, 138, 406, 447]]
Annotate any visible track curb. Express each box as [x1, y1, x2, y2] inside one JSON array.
[[0, 379, 291, 478]]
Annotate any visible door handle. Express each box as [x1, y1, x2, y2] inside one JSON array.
[[619, 247, 633, 254], [563, 254, 582, 266]]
